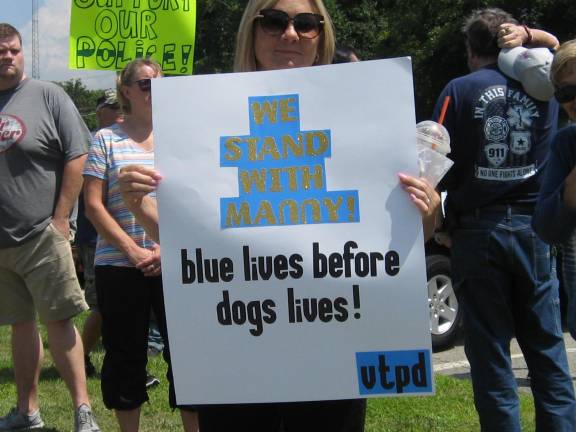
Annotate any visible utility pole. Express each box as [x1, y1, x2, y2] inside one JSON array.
[[32, 0, 39, 79]]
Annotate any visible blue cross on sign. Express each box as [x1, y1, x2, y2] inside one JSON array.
[[219, 94, 360, 229]]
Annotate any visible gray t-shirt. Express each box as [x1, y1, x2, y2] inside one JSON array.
[[0, 78, 90, 247]]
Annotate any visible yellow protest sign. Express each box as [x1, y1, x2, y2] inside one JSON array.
[[69, 0, 196, 74]]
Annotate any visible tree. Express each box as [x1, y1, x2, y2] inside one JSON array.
[[374, 0, 576, 119], [59, 1, 576, 127], [190, 0, 576, 120], [193, 0, 245, 74], [56, 78, 102, 131]]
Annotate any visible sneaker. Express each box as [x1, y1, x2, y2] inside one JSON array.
[[85, 355, 97, 378], [146, 372, 160, 389], [74, 404, 100, 432], [0, 406, 44, 431]]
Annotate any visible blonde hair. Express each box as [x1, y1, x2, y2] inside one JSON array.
[[233, 0, 335, 72], [117, 58, 163, 114], [551, 40, 576, 87]]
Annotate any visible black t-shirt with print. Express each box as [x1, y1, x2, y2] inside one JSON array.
[[433, 64, 558, 213]]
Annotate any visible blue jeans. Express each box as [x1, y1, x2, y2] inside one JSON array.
[[148, 314, 165, 355], [558, 237, 576, 340], [451, 207, 576, 432]]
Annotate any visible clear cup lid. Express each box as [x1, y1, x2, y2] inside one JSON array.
[[416, 120, 451, 154]]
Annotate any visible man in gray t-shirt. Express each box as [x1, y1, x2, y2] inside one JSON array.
[[0, 23, 100, 432]]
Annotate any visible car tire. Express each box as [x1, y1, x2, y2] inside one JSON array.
[[426, 254, 461, 351]]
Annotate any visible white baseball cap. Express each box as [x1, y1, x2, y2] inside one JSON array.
[[498, 47, 555, 101], [96, 88, 119, 110]]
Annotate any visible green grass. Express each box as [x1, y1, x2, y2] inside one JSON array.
[[365, 375, 537, 431], [0, 313, 537, 431]]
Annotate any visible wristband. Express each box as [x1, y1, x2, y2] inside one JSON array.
[[522, 25, 533, 44]]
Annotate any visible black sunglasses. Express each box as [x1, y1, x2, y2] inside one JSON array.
[[256, 9, 324, 39], [132, 78, 152, 92], [555, 84, 576, 104]]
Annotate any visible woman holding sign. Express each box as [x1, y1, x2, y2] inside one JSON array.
[[119, 0, 440, 430], [83, 58, 198, 432], [118, 3, 440, 244]]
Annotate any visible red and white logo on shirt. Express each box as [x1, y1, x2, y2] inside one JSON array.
[[0, 114, 26, 153]]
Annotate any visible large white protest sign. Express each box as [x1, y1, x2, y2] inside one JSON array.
[[153, 58, 433, 404]]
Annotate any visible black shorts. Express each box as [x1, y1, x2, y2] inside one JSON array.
[[96, 265, 193, 410]]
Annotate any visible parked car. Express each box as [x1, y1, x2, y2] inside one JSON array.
[[425, 238, 461, 351], [425, 238, 568, 351]]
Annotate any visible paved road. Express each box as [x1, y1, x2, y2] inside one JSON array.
[[433, 332, 576, 392]]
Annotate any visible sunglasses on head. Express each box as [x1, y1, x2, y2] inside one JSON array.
[[132, 78, 152, 92], [256, 9, 324, 39], [555, 84, 576, 104]]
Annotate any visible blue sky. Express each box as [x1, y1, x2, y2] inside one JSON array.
[[4, 0, 114, 89]]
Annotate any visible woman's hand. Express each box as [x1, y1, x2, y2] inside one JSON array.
[[398, 173, 441, 241], [497, 23, 528, 49], [497, 23, 559, 51], [118, 165, 162, 206], [126, 244, 154, 268], [398, 173, 440, 216], [118, 165, 161, 243], [136, 244, 162, 277]]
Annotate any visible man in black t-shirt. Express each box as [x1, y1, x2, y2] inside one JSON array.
[[433, 8, 575, 431]]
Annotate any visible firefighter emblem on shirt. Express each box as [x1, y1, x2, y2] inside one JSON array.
[[484, 142, 508, 167], [507, 104, 533, 130], [509, 131, 531, 155], [474, 85, 539, 181], [484, 116, 509, 142]]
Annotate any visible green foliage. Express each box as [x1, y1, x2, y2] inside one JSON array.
[[194, 0, 576, 121], [55, 79, 103, 131], [58, 1, 576, 124], [328, 0, 390, 61], [193, 0, 245, 74], [375, 0, 576, 119]]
